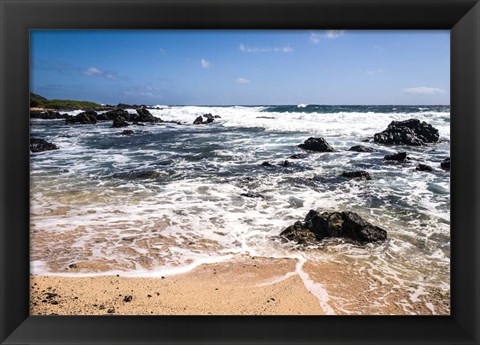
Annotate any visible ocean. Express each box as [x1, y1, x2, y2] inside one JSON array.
[[30, 104, 450, 314]]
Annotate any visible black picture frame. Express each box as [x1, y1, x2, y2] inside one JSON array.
[[1, 0, 479, 344]]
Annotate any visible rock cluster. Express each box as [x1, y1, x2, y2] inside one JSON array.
[[374, 119, 439, 146]]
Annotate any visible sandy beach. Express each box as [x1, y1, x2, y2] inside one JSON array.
[[30, 256, 449, 316]]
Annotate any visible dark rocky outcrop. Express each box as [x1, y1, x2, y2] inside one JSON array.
[[349, 145, 375, 153], [279, 160, 290, 167], [384, 152, 407, 162], [298, 137, 335, 152], [103, 109, 130, 121], [440, 157, 450, 171], [373, 119, 439, 146], [193, 113, 216, 125], [261, 161, 273, 167], [280, 210, 387, 244], [341, 171, 372, 180], [416, 164, 433, 172], [112, 117, 129, 128], [214, 115, 221, 118], [65, 111, 97, 125], [30, 138, 58, 153], [30, 110, 65, 119], [134, 107, 157, 122], [121, 130, 134, 135]]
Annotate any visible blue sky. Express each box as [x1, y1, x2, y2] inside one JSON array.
[[30, 30, 450, 105]]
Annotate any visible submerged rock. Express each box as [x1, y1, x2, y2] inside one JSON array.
[[373, 119, 439, 146], [65, 111, 97, 125], [279, 160, 290, 167], [384, 152, 407, 162], [121, 130, 134, 135], [241, 192, 264, 198], [349, 145, 375, 152], [416, 163, 433, 172], [30, 138, 58, 153], [113, 170, 162, 179], [440, 157, 450, 171], [340, 170, 372, 180], [298, 137, 335, 152], [261, 161, 273, 167], [289, 153, 308, 159], [280, 210, 387, 244]]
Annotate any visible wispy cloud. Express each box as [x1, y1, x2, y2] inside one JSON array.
[[200, 58, 211, 68], [83, 67, 117, 80], [366, 68, 384, 75], [404, 87, 446, 95], [310, 30, 345, 44], [239, 43, 293, 53], [325, 30, 345, 39], [236, 77, 251, 84]]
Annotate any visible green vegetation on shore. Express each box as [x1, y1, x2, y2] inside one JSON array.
[[30, 92, 101, 110]]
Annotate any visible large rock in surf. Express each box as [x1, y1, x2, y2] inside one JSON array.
[[30, 138, 58, 153], [193, 116, 204, 125], [112, 170, 162, 179], [349, 145, 375, 152], [440, 157, 450, 171], [30, 110, 65, 119], [298, 137, 335, 152], [416, 163, 433, 172], [102, 109, 130, 121], [280, 210, 387, 244], [193, 113, 215, 125], [134, 107, 157, 122], [112, 117, 129, 128], [65, 110, 97, 125], [373, 119, 439, 146]]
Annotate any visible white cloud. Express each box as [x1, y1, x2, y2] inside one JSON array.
[[200, 59, 211, 68], [82, 66, 117, 80], [325, 30, 345, 39], [239, 43, 293, 53], [366, 68, 384, 75], [404, 87, 446, 95], [236, 77, 251, 84], [310, 32, 321, 44]]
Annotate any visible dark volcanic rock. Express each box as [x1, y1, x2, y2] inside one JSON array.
[[373, 119, 439, 146], [65, 111, 97, 125], [280, 210, 387, 244], [113, 170, 162, 180], [30, 110, 65, 119], [340, 171, 372, 180], [30, 138, 58, 153], [112, 117, 129, 128], [298, 137, 335, 152], [103, 109, 130, 121], [193, 116, 204, 125], [121, 130, 134, 135], [135, 107, 157, 122], [440, 157, 450, 171], [384, 152, 407, 162], [261, 161, 273, 167], [203, 113, 214, 120], [279, 160, 290, 167], [349, 145, 375, 152], [123, 295, 133, 302], [416, 163, 433, 172], [214, 115, 221, 118]]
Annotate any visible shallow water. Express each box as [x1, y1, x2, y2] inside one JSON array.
[[30, 105, 450, 314]]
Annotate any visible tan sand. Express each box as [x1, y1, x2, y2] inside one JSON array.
[[30, 257, 324, 315], [30, 256, 450, 316]]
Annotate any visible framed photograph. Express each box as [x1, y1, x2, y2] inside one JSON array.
[[1, 0, 479, 344]]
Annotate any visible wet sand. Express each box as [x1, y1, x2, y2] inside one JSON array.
[[30, 256, 449, 316]]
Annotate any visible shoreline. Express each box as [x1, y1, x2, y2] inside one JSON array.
[[30, 256, 450, 316]]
